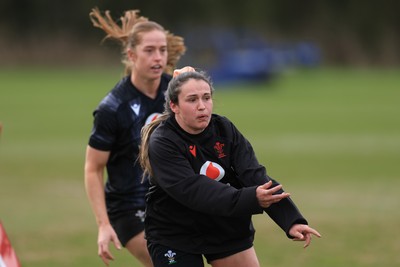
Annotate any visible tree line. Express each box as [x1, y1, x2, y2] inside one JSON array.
[[1, 0, 399, 66]]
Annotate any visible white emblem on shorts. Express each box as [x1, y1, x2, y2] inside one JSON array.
[[135, 209, 145, 222], [164, 250, 177, 264]]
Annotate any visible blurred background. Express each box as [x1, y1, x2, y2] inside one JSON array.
[[1, 0, 399, 73], [1, 0, 399, 266]]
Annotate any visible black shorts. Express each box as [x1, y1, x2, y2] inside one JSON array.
[[147, 242, 253, 267], [109, 209, 146, 247]]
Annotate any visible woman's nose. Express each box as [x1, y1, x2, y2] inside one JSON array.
[[198, 100, 206, 109]]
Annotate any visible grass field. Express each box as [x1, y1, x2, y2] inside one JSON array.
[[0, 66, 399, 266]]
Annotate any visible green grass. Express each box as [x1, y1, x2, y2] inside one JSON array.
[[1, 67, 399, 266]]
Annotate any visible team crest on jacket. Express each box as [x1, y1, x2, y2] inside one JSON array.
[[200, 161, 225, 181], [145, 113, 161, 125], [214, 142, 226, 158]]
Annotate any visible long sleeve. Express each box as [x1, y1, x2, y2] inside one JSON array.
[[227, 119, 308, 237], [148, 134, 263, 217]]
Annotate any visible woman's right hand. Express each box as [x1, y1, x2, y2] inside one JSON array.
[[256, 180, 290, 208], [97, 224, 122, 266]]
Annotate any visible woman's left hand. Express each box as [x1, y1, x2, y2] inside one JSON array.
[[289, 224, 321, 248]]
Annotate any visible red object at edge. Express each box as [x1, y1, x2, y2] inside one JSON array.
[[0, 222, 21, 267]]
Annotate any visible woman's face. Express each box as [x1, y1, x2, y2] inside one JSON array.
[[170, 79, 213, 135], [129, 29, 167, 80]]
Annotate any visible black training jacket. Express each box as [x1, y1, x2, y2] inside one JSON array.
[[145, 114, 307, 254]]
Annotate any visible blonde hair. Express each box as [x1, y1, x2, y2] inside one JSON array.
[[139, 70, 214, 179], [89, 7, 186, 75]]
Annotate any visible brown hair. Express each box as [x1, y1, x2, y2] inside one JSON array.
[[89, 7, 186, 75]]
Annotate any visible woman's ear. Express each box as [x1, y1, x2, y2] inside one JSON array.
[[127, 48, 136, 62], [170, 101, 179, 114]]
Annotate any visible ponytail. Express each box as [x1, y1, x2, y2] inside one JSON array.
[[139, 113, 169, 180], [89, 7, 186, 75]]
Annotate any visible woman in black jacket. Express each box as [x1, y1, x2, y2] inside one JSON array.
[[139, 67, 320, 267]]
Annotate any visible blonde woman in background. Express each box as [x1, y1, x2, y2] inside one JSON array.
[[84, 8, 186, 266]]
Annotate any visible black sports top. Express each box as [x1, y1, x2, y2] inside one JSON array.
[[88, 74, 171, 215], [145, 114, 307, 254]]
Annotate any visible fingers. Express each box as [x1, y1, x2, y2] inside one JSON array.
[[300, 226, 322, 239], [290, 225, 322, 249], [98, 242, 114, 266], [303, 233, 312, 248], [308, 228, 322, 238], [113, 238, 122, 250], [257, 181, 290, 208], [173, 66, 196, 77], [258, 180, 273, 190], [269, 192, 291, 204], [259, 181, 285, 195], [269, 183, 282, 193], [98, 236, 122, 266], [291, 231, 304, 241], [303, 228, 322, 248], [97, 225, 122, 265]]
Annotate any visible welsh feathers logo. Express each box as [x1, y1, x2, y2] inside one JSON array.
[[214, 141, 226, 158], [145, 113, 161, 125], [200, 161, 225, 181]]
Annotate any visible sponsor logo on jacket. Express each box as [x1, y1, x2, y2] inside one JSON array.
[[200, 161, 225, 181]]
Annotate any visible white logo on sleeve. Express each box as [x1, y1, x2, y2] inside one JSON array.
[[200, 161, 225, 181]]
